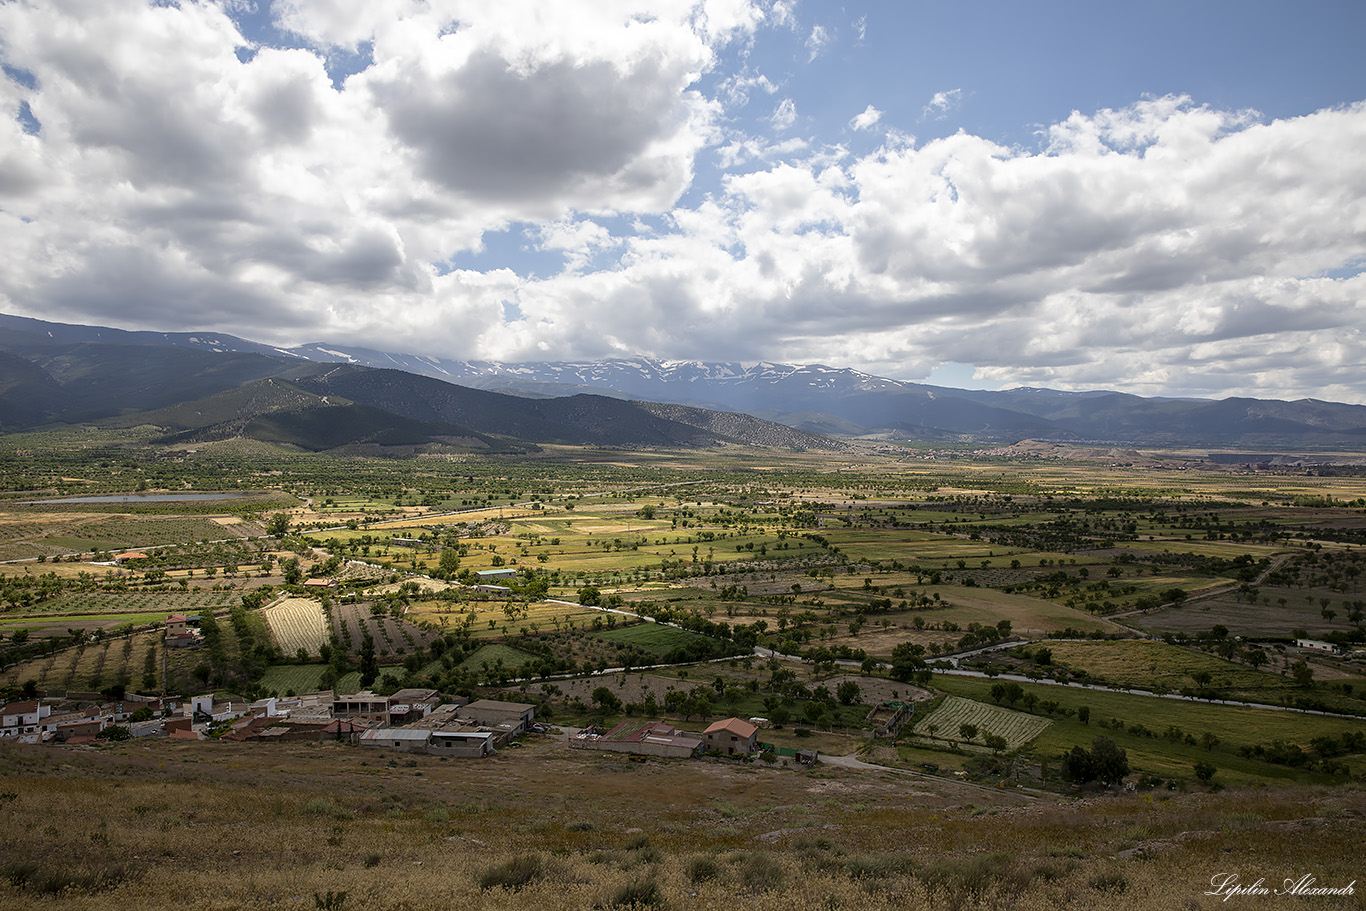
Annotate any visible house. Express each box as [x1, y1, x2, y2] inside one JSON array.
[[428, 730, 497, 757], [702, 717, 758, 756], [114, 551, 148, 565], [164, 613, 199, 648], [302, 578, 337, 590], [359, 728, 432, 752], [572, 720, 702, 759], [1297, 639, 1343, 655], [460, 699, 535, 734], [1, 701, 52, 738], [331, 690, 391, 723]]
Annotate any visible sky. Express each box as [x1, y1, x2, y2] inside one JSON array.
[[1, 0, 1365, 402]]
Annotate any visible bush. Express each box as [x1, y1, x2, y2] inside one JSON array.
[[601, 876, 662, 909], [687, 855, 720, 883], [741, 852, 785, 893], [478, 854, 544, 892]]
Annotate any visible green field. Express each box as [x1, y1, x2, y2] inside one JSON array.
[[258, 664, 362, 695], [932, 673, 1366, 786], [455, 643, 541, 673], [592, 621, 725, 657]]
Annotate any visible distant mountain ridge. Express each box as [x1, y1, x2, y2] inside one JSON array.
[[1, 312, 1364, 447], [0, 315, 847, 453]]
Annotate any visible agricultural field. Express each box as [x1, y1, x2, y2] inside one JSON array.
[[912, 695, 1052, 749], [1018, 639, 1366, 713], [263, 598, 330, 657], [408, 598, 612, 639], [1131, 583, 1365, 639], [0, 589, 238, 637], [592, 621, 732, 658], [1, 629, 163, 694], [328, 600, 437, 659], [932, 674, 1366, 787], [258, 664, 361, 696], [454, 643, 541, 674]]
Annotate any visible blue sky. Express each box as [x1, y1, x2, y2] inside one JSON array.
[[1, 0, 1364, 401]]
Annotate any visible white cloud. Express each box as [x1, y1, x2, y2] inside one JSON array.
[[922, 88, 963, 120], [850, 105, 881, 131], [805, 24, 829, 60], [0, 2, 1362, 403], [769, 97, 797, 131]]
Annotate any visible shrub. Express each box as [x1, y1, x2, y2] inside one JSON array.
[[687, 855, 720, 883], [741, 852, 785, 893], [478, 854, 545, 892], [601, 876, 662, 909]]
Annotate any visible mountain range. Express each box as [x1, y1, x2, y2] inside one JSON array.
[[1, 312, 1364, 451]]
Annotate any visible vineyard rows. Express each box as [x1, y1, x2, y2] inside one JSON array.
[[914, 695, 1051, 749]]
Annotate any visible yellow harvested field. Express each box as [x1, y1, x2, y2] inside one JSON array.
[[263, 597, 329, 655]]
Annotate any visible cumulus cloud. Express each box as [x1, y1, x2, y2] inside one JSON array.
[[0, 1, 1363, 403]]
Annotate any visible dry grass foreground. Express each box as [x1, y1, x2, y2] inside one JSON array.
[[0, 739, 1363, 910]]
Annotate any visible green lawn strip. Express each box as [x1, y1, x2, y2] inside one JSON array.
[[932, 673, 1363, 786]]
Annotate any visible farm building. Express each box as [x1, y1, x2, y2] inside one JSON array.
[[302, 577, 337, 589], [429, 730, 497, 758], [360, 728, 433, 752], [1297, 639, 1344, 655], [331, 690, 392, 722], [572, 720, 702, 759], [460, 699, 535, 733], [114, 551, 148, 565], [475, 568, 518, 581], [703, 717, 758, 756]]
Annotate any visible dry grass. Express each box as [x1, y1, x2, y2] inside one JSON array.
[[0, 738, 1362, 910]]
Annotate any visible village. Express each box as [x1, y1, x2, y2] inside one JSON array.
[[0, 674, 813, 766]]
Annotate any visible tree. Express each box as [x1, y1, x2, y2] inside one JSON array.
[[1062, 737, 1129, 785], [267, 513, 290, 538], [836, 680, 861, 705], [959, 723, 978, 741], [984, 733, 1008, 754], [282, 558, 302, 585], [591, 686, 622, 714], [1077, 706, 1091, 725], [1090, 736, 1130, 785], [359, 632, 379, 688], [1193, 760, 1217, 783], [1291, 659, 1314, 687], [578, 586, 601, 606], [438, 548, 461, 579]]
